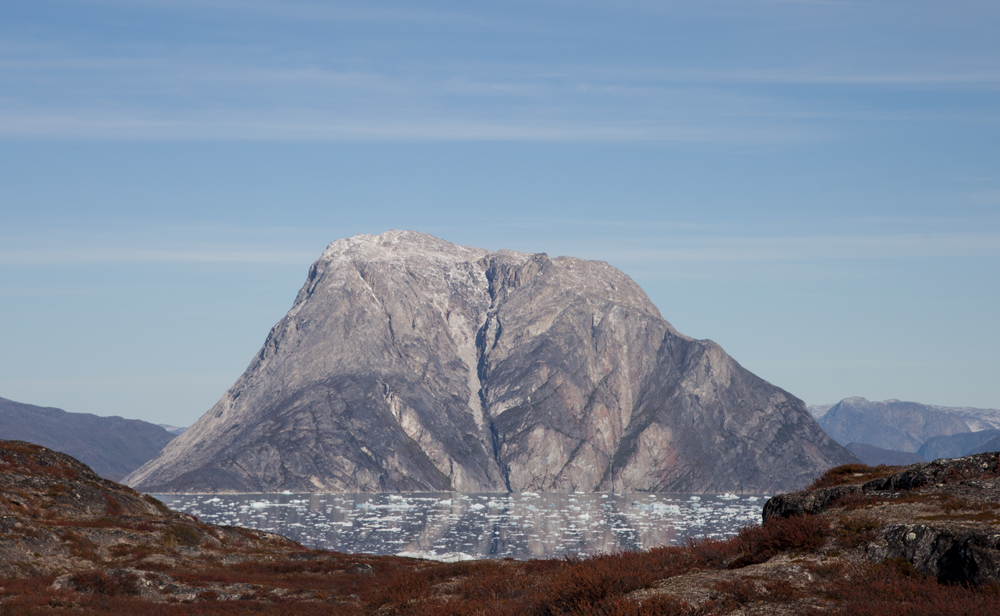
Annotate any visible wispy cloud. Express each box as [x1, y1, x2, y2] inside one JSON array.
[[0, 246, 316, 265], [6, 228, 997, 268], [747, 359, 933, 370], [2, 1, 996, 143], [971, 190, 1000, 205], [0, 227, 322, 266], [3, 1, 997, 142], [55, 0, 483, 25], [0, 111, 823, 143], [594, 233, 1000, 264], [0, 374, 233, 387], [645, 68, 1000, 87]]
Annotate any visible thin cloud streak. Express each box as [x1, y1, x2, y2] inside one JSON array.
[[747, 359, 933, 369], [608, 67, 1000, 87], [0, 247, 316, 266], [6, 52, 999, 89], [0, 112, 822, 143], [601, 233, 1000, 263], [773, 292, 972, 305], [547, 233, 1000, 266], [5, 232, 996, 266], [0, 374, 235, 387], [56, 0, 484, 25]]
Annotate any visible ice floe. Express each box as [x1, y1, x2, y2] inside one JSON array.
[[155, 492, 766, 560]]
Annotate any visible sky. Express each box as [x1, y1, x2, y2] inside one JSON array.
[[1, 0, 998, 426]]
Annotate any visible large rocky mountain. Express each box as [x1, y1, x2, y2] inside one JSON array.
[[126, 231, 855, 494], [817, 397, 1000, 456], [0, 397, 176, 481]]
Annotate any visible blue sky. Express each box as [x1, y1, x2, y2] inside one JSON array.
[[1, 0, 998, 425]]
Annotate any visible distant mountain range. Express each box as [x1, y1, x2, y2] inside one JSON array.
[[0, 397, 177, 481], [157, 424, 188, 435], [808, 397, 1000, 465], [918, 430, 1000, 461], [843, 442, 926, 467], [125, 231, 856, 494]]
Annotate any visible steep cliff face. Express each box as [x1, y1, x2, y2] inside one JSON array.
[[125, 231, 854, 494]]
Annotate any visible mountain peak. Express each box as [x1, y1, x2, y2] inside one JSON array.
[[321, 230, 496, 264], [126, 232, 854, 494]]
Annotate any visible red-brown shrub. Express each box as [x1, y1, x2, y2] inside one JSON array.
[[68, 570, 139, 596], [728, 515, 830, 568], [837, 513, 882, 548], [808, 463, 897, 490], [103, 494, 124, 515]]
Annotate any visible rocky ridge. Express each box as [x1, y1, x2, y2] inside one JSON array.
[[919, 428, 1000, 461], [0, 397, 176, 481], [763, 451, 1000, 586], [0, 440, 298, 581], [126, 230, 854, 494], [844, 442, 926, 466]]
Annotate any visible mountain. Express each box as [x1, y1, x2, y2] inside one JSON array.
[[157, 424, 188, 435], [918, 429, 1000, 461], [807, 404, 834, 420], [818, 397, 1000, 456], [818, 397, 973, 453], [0, 397, 176, 481], [932, 405, 1000, 432], [125, 230, 856, 494], [844, 442, 925, 466], [969, 434, 1000, 456]]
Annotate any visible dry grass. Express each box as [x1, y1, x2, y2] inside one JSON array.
[[2, 437, 998, 615], [807, 463, 899, 491], [1, 527, 999, 616], [803, 560, 1000, 616], [727, 514, 830, 568]]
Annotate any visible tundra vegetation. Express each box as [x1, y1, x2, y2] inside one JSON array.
[[2, 440, 1000, 615]]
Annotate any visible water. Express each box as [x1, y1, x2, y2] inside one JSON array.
[[154, 492, 766, 561]]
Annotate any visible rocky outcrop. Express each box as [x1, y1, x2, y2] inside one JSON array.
[[764, 452, 1000, 586], [0, 440, 297, 579], [125, 230, 855, 494], [4, 442, 998, 614], [0, 397, 176, 481], [868, 524, 1000, 586]]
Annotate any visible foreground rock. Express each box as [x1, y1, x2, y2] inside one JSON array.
[[764, 451, 1000, 586], [0, 440, 297, 580], [4, 441, 1000, 615], [0, 397, 176, 481], [126, 230, 854, 494]]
